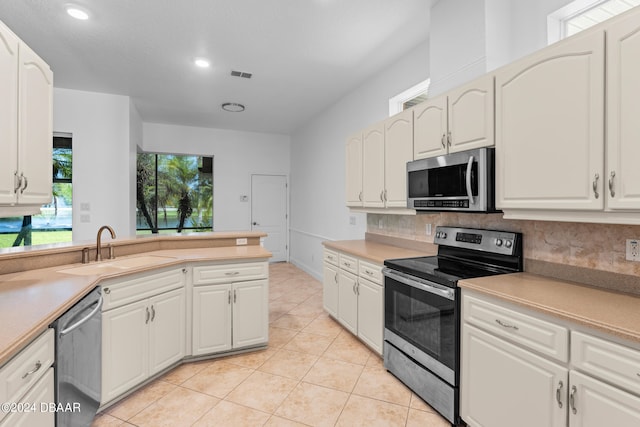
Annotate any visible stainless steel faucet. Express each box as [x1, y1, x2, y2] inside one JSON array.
[[96, 225, 116, 261]]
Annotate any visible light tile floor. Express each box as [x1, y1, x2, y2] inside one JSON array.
[[92, 262, 450, 427]]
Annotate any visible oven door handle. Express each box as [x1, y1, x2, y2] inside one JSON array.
[[466, 155, 475, 205], [382, 268, 455, 300]]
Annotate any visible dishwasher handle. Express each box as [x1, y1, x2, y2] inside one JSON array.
[[60, 295, 103, 336]]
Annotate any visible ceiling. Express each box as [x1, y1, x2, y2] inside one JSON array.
[[0, 0, 430, 134]]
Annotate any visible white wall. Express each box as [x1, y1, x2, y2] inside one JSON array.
[[53, 88, 134, 241], [289, 39, 429, 279], [142, 123, 290, 233]]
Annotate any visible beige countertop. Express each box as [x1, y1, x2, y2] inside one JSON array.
[[459, 272, 640, 345], [0, 244, 271, 367], [322, 239, 435, 264]]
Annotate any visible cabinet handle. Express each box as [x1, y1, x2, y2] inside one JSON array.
[[355, 282, 359, 295], [145, 307, 150, 324], [21, 360, 42, 379], [150, 305, 156, 322], [441, 134, 446, 148], [556, 381, 563, 408], [609, 171, 616, 198], [13, 171, 21, 193], [352, 283, 356, 295], [364, 269, 374, 276], [592, 173, 600, 199], [447, 131, 452, 147], [20, 173, 28, 193], [359, 191, 363, 202], [569, 385, 577, 414], [234, 289, 237, 303], [343, 261, 351, 268], [103, 287, 111, 294], [380, 190, 384, 202], [182, 268, 187, 274], [495, 319, 519, 330], [334, 272, 338, 283], [228, 290, 231, 304]]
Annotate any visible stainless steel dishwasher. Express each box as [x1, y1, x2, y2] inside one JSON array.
[[52, 286, 103, 427]]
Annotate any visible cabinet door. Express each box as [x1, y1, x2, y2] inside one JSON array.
[[606, 8, 640, 210], [17, 42, 52, 205], [322, 262, 339, 318], [448, 74, 494, 153], [569, 371, 640, 427], [0, 21, 19, 205], [232, 279, 269, 348], [102, 300, 149, 404], [356, 277, 383, 355], [0, 368, 54, 427], [413, 95, 447, 160], [192, 284, 232, 355], [495, 30, 605, 211], [384, 109, 413, 208], [337, 270, 358, 334], [362, 123, 385, 208], [148, 288, 185, 376], [345, 132, 363, 207], [461, 324, 567, 427]]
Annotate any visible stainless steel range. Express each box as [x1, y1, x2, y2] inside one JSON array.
[[382, 226, 523, 426]]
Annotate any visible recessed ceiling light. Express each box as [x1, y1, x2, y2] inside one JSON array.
[[194, 58, 210, 68], [222, 103, 245, 112], [66, 6, 90, 20]]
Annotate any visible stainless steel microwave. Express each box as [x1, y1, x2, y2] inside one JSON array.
[[407, 147, 498, 212]]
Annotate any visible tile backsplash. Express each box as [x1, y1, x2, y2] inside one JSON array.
[[367, 213, 640, 277]]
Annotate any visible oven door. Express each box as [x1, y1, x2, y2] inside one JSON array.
[[383, 268, 458, 385]]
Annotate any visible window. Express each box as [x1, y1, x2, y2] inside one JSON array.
[[0, 134, 73, 248], [389, 78, 430, 116], [548, 0, 640, 43], [136, 153, 213, 234]]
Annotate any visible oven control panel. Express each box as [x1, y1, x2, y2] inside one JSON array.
[[434, 226, 520, 255]]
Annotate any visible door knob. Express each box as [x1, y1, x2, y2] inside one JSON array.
[[252, 222, 259, 226]]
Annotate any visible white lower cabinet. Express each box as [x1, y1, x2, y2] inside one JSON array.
[[462, 324, 567, 427], [322, 248, 384, 355], [101, 269, 186, 404], [461, 290, 640, 427], [191, 262, 268, 356], [0, 329, 55, 427]]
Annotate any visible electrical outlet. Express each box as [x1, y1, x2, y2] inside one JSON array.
[[626, 239, 640, 261], [378, 219, 383, 229], [425, 224, 432, 235]]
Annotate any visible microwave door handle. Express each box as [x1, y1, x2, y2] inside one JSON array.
[[466, 155, 475, 205]]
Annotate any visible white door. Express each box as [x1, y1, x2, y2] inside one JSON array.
[[232, 279, 269, 348], [251, 174, 288, 262], [192, 284, 232, 355], [148, 288, 185, 376]]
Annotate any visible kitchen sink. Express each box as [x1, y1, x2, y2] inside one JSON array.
[[57, 255, 175, 276]]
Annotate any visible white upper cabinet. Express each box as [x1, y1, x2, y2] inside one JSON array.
[[0, 20, 52, 213], [345, 132, 363, 207], [495, 29, 605, 211], [362, 123, 385, 208], [413, 75, 494, 160], [606, 7, 640, 211], [448, 74, 494, 153], [384, 108, 413, 208], [413, 95, 448, 159]]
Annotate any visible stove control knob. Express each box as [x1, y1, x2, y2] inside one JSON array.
[[496, 238, 503, 247], [441, 232, 447, 239], [505, 240, 513, 249]]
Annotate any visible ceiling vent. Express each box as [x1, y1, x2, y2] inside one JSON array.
[[231, 70, 252, 79]]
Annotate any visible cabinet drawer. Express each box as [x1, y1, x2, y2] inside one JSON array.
[[358, 260, 382, 285], [463, 293, 569, 362], [192, 262, 268, 285], [102, 268, 185, 311], [324, 249, 339, 266], [339, 254, 358, 274], [572, 331, 640, 396], [0, 329, 54, 419]]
